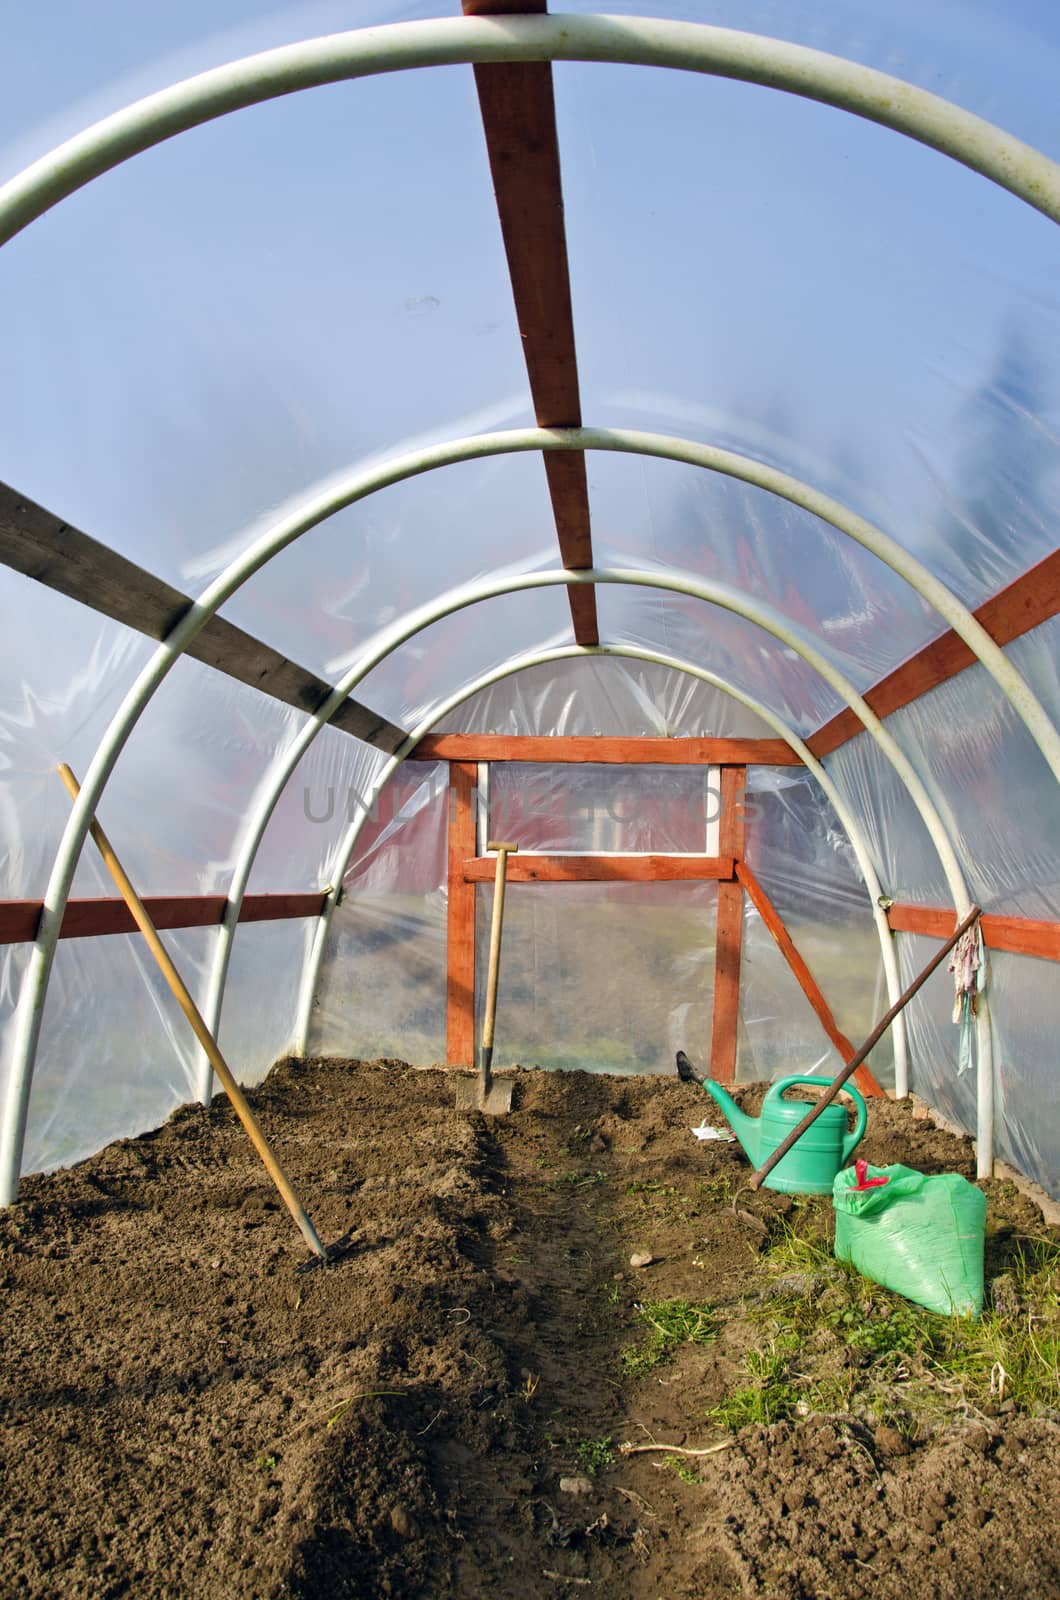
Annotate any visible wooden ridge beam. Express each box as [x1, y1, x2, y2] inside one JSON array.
[[808, 547, 1060, 760], [411, 733, 802, 765], [887, 902, 1060, 963], [463, 0, 598, 645], [737, 862, 883, 1096], [0, 480, 408, 753], [464, 853, 734, 883], [0, 891, 327, 945]]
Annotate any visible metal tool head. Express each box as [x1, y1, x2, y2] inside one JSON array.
[[454, 1072, 514, 1115]]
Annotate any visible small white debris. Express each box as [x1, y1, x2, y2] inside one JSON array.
[[692, 1123, 736, 1142], [559, 1475, 594, 1496], [629, 1251, 654, 1269]]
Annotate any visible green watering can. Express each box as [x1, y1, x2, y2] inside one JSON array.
[[698, 1073, 868, 1195]]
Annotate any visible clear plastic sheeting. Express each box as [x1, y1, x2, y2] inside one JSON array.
[[894, 932, 1060, 1200], [0, 942, 31, 1168], [883, 635, 1060, 921], [561, 0, 1060, 161], [20, 926, 213, 1179], [0, 579, 152, 898], [339, 762, 447, 897], [217, 919, 310, 1087], [987, 950, 1060, 1199], [488, 764, 720, 855], [742, 769, 894, 1084], [735, 898, 847, 1085], [352, 586, 574, 728], [596, 583, 847, 734], [892, 932, 990, 1163], [825, 619, 1060, 920], [312, 891, 447, 1067], [247, 722, 390, 897], [310, 763, 448, 1065], [3, 1, 1057, 177], [65, 655, 305, 898], [560, 59, 1060, 597], [220, 453, 554, 684], [824, 735, 952, 907], [0, 50, 535, 607], [434, 655, 780, 740], [0, 592, 305, 902], [590, 453, 942, 684], [474, 881, 718, 1076]]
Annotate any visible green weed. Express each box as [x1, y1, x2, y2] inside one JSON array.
[[695, 1176, 736, 1205], [574, 1436, 615, 1475], [621, 1298, 717, 1377], [711, 1338, 801, 1428]]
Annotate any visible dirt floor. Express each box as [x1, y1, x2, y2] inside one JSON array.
[[1, 1057, 1059, 1599]]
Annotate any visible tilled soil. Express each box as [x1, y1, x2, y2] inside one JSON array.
[[1, 1057, 1058, 1599]]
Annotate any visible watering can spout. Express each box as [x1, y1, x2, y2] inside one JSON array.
[[675, 1052, 760, 1164], [698, 1078, 761, 1165]]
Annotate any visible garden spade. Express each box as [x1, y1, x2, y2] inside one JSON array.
[[456, 841, 517, 1115]]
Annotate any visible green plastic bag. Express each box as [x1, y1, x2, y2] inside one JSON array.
[[832, 1163, 986, 1318]]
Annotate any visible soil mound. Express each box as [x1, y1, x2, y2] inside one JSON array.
[[1, 1058, 1057, 1598]]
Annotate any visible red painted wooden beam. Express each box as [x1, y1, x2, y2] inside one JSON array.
[[0, 892, 327, 945], [463, 854, 734, 883], [410, 734, 802, 765], [709, 769, 746, 1086], [887, 903, 1060, 963], [446, 761, 479, 1065], [462, 0, 598, 644], [808, 547, 1060, 759]]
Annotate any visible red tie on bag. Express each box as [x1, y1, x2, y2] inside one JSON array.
[[851, 1158, 889, 1191]]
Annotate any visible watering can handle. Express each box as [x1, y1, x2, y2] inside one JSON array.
[[842, 1087, 869, 1162], [768, 1076, 868, 1160]]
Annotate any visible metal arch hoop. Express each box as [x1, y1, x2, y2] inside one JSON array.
[[290, 641, 910, 1088], [0, 412, 1023, 1200], [1, 14, 1059, 245]]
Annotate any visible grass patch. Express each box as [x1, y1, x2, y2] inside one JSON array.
[[720, 1218, 1060, 1428], [621, 1298, 717, 1377]]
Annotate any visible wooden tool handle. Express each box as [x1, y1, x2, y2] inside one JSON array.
[[58, 764, 325, 1259], [480, 843, 519, 1078]]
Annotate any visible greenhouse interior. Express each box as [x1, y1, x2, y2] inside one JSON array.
[[1, 3, 1059, 1598]]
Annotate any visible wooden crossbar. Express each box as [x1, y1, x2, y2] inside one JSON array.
[[0, 891, 326, 944], [887, 902, 1060, 962], [463, 854, 734, 883], [411, 735, 801, 765]]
